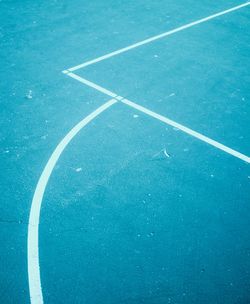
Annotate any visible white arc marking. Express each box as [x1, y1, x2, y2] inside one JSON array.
[[28, 99, 117, 304]]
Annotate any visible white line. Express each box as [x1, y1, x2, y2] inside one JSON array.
[[63, 72, 250, 163], [66, 72, 118, 98], [67, 2, 250, 71], [122, 98, 250, 163], [27, 99, 117, 304]]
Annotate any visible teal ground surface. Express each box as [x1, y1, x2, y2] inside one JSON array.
[[1, 1, 250, 303]]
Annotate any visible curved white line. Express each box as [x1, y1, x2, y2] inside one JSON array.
[[27, 99, 117, 304]]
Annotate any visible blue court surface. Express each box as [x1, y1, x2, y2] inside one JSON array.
[[1, 1, 250, 303]]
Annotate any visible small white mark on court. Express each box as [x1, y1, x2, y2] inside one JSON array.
[[167, 93, 175, 98], [163, 149, 170, 158], [147, 232, 155, 237], [75, 167, 82, 172], [26, 90, 33, 99]]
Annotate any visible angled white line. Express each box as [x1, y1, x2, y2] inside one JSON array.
[[28, 98, 117, 304], [67, 2, 250, 71], [62, 72, 250, 163], [122, 98, 250, 163], [66, 72, 118, 98]]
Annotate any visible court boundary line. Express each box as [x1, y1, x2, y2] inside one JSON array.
[[65, 2, 250, 72], [65, 72, 250, 163], [121, 99, 250, 163], [28, 99, 117, 304]]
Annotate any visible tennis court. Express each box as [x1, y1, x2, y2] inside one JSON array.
[[1, 1, 250, 303]]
